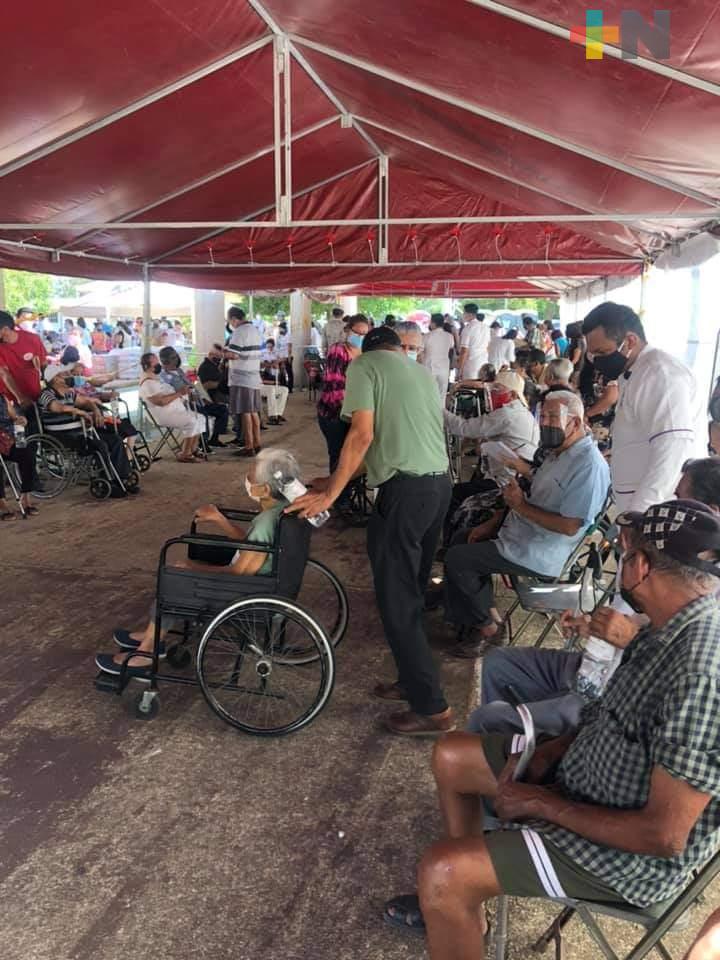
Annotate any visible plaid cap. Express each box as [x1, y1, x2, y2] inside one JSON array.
[[617, 499, 720, 576]]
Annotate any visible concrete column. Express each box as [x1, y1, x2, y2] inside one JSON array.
[[193, 289, 226, 358], [338, 295, 357, 315], [290, 290, 311, 382]]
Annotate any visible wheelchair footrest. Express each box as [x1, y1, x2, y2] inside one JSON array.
[[94, 671, 123, 694]]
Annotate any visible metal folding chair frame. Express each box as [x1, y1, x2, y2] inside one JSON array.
[[0, 449, 27, 517]]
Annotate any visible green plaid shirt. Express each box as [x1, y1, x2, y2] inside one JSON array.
[[539, 595, 720, 907]]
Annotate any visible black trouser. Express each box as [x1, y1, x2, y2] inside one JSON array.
[[367, 473, 452, 716], [60, 428, 130, 482], [198, 401, 229, 440], [318, 415, 354, 508], [0, 444, 36, 496], [280, 359, 294, 393], [444, 540, 540, 627]]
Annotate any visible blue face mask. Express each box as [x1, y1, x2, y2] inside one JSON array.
[[347, 333, 364, 349], [406, 350, 419, 363], [73, 375, 86, 387]]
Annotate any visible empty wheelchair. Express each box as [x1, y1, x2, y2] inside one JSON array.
[[95, 509, 348, 736]]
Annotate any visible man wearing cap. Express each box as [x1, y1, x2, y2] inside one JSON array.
[[0, 309, 47, 408], [384, 500, 720, 955], [287, 325, 454, 737]]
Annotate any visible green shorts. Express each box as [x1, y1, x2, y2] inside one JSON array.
[[482, 734, 629, 905]]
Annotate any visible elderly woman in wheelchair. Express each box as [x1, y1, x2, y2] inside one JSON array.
[[93, 448, 347, 735]]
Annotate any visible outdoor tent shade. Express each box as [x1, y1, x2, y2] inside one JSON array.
[[1, 0, 719, 293]]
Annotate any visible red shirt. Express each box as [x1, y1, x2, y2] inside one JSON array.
[[0, 329, 47, 403]]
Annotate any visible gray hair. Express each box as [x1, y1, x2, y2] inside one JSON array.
[[547, 358, 573, 383], [543, 389, 584, 421], [395, 320, 422, 335], [254, 447, 301, 495]]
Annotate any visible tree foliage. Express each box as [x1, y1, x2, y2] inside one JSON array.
[[2, 269, 54, 314]]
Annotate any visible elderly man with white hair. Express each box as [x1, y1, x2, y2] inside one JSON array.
[[442, 391, 610, 655]]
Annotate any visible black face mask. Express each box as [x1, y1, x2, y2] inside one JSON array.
[[592, 349, 627, 381], [620, 586, 644, 614], [64, 376, 75, 386], [540, 425, 566, 450], [153, 363, 162, 375]]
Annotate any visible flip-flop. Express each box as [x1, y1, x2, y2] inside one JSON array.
[[383, 893, 491, 941], [0, 511, 17, 522]]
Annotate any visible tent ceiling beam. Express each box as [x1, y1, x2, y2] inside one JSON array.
[[0, 237, 142, 270], [154, 258, 642, 269], [2, 214, 716, 230], [147, 158, 377, 263], [289, 35, 720, 208], [58, 115, 340, 252], [0, 34, 273, 180], [465, 0, 720, 97]]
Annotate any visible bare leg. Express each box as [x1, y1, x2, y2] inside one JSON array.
[[431, 732, 499, 838], [419, 836, 501, 960], [241, 412, 254, 449], [685, 907, 720, 960], [114, 619, 168, 667]]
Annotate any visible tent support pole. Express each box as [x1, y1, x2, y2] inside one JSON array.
[[283, 37, 292, 225], [142, 264, 151, 351], [273, 37, 283, 224]]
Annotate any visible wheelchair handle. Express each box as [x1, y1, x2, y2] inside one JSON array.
[[512, 704, 536, 783]]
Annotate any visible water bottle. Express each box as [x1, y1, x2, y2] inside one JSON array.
[[110, 398, 120, 419], [274, 471, 329, 528], [14, 422, 26, 448], [574, 636, 617, 700]]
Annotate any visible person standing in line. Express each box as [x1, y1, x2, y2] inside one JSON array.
[[288, 326, 454, 737], [222, 306, 262, 457], [457, 304, 489, 381], [277, 320, 294, 394], [0, 310, 47, 410], [583, 302, 705, 514], [322, 306, 346, 354], [423, 313, 455, 397]]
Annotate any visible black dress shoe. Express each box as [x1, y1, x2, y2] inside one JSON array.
[[208, 438, 226, 447]]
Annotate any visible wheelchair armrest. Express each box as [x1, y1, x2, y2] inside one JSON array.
[[159, 534, 275, 567]]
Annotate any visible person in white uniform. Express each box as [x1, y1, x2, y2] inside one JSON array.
[[487, 321, 515, 370], [457, 303, 489, 381], [583, 302, 705, 514], [423, 313, 455, 396]]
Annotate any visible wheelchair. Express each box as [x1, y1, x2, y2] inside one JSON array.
[[25, 407, 139, 500], [94, 509, 349, 736], [105, 395, 153, 474], [446, 385, 491, 482], [0, 449, 27, 517]]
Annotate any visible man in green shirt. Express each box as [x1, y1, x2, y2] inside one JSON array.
[[288, 326, 454, 736]]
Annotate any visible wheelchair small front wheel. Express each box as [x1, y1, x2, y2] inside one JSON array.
[[197, 597, 335, 736], [134, 690, 159, 720], [135, 453, 151, 473], [90, 478, 112, 499], [124, 469, 140, 493]]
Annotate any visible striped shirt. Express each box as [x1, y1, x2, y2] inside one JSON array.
[[227, 322, 262, 389], [537, 595, 720, 907]]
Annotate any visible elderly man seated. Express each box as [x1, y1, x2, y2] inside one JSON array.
[[385, 501, 720, 959], [441, 371, 538, 548], [259, 338, 289, 425], [469, 456, 720, 738], [95, 448, 300, 678], [442, 391, 609, 655]]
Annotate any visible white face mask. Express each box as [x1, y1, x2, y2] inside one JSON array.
[[245, 476, 261, 501], [406, 350, 419, 363]]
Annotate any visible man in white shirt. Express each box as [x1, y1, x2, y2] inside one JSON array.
[[583, 302, 705, 514], [223, 306, 262, 456], [277, 320, 294, 393], [488, 321, 515, 370], [322, 307, 346, 354], [423, 313, 455, 397], [457, 304, 489, 381], [259, 338, 289, 425]]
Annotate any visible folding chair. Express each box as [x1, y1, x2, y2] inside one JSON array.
[[501, 494, 614, 649], [0, 450, 27, 517], [494, 850, 720, 960], [492, 703, 720, 960], [140, 399, 183, 461]]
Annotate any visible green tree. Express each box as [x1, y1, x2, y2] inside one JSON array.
[[52, 276, 87, 299], [2, 269, 54, 314], [228, 294, 290, 317]]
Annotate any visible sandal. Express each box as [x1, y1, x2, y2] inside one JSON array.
[[383, 893, 491, 941], [24, 505, 39, 516], [176, 454, 197, 463], [0, 510, 17, 522]]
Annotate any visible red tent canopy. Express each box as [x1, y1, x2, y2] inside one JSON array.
[[2, 0, 718, 293]]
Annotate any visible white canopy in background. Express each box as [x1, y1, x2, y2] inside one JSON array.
[[57, 280, 194, 319]]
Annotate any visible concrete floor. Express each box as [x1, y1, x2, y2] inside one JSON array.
[[1, 393, 716, 960]]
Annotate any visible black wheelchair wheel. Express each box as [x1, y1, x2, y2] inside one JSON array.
[[135, 453, 151, 473], [197, 597, 335, 736], [290, 559, 349, 663], [124, 469, 140, 493], [26, 435, 70, 499], [90, 478, 112, 499]]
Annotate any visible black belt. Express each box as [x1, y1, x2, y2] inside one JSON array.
[[389, 470, 449, 482]]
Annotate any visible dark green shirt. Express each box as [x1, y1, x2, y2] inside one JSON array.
[[341, 350, 448, 487]]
